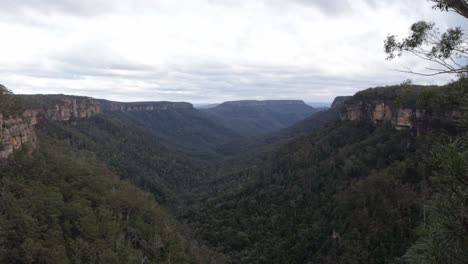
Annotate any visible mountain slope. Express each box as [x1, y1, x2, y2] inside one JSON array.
[[105, 109, 240, 160], [184, 79, 468, 263], [38, 113, 211, 204], [0, 87, 229, 264], [202, 100, 317, 136], [0, 132, 198, 264]]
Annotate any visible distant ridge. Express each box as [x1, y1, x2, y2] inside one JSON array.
[[203, 99, 317, 136], [220, 100, 307, 107]]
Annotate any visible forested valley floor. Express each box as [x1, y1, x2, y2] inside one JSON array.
[[0, 79, 467, 263]]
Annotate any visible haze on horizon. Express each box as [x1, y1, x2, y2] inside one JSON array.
[[0, 0, 466, 103]]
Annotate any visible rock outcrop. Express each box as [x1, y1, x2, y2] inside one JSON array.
[[330, 96, 351, 110], [339, 100, 420, 129], [0, 114, 37, 159], [99, 100, 193, 112], [0, 95, 194, 159]]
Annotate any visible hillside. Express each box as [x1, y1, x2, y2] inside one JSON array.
[[0, 88, 227, 263], [183, 79, 468, 263], [105, 109, 240, 161], [202, 100, 317, 136], [1, 80, 467, 264]]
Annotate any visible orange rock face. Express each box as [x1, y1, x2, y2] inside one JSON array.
[[342, 101, 418, 130], [0, 114, 37, 159], [1, 97, 195, 159], [395, 109, 413, 129], [371, 103, 392, 123]]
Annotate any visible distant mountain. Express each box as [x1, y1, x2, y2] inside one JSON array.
[[105, 108, 240, 160], [193, 103, 219, 109], [185, 79, 468, 263], [305, 101, 331, 108], [202, 100, 317, 136]]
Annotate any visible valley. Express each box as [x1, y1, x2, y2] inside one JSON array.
[[1, 79, 467, 263], [1, 1, 467, 263]]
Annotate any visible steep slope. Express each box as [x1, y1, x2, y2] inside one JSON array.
[[0, 139, 198, 264], [105, 109, 240, 161], [184, 79, 468, 263], [38, 114, 209, 204], [0, 87, 229, 264], [203, 100, 317, 136]]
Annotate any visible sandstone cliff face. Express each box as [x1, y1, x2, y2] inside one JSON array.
[[25, 98, 103, 122], [99, 101, 193, 112], [340, 101, 423, 130], [0, 114, 37, 159], [0, 96, 194, 159]]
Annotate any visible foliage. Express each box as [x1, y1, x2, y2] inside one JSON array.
[[203, 101, 316, 137], [184, 80, 467, 263], [347, 78, 468, 111], [384, 21, 467, 76], [0, 134, 196, 264], [186, 121, 436, 263], [0, 84, 23, 116], [20, 94, 91, 109], [107, 109, 240, 161], [430, 0, 468, 18], [37, 113, 210, 204], [404, 139, 468, 263], [1, 79, 467, 264]]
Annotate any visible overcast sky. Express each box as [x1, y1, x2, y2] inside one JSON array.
[[0, 0, 466, 103]]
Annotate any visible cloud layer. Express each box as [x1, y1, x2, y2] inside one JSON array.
[[0, 0, 466, 103]]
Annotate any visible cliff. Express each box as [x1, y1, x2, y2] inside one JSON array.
[[330, 96, 351, 110], [20, 95, 193, 122], [340, 100, 423, 129], [0, 95, 194, 159], [0, 114, 37, 159], [98, 100, 193, 112], [338, 83, 465, 131]]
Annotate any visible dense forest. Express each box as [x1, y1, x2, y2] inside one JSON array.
[[0, 78, 467, 264], [1, 0, 467, 263], [184, 79, 468, 263], [0, 86, 225, 264]]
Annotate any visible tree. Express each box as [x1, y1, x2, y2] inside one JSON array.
[[384, 1, 468, 76], [430, 0, 468, 18], [403, 140, 468, 264], [0, 84, 22, 116]]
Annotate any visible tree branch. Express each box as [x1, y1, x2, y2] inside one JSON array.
[[446, 0, 468, 18]]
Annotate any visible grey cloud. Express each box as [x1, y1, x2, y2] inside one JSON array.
[[0, 0, 460, 104], [0, 0, 115, 17], [292, 0, 351, 15]]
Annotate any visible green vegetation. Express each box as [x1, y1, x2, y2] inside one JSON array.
[[1, 79, 466, 264], [20, 94, 92, 109], [0, 134, 196, 264], [347, 78, 468, 109], [182, 80, 468, 263], [106, 109, 240, 161], [404, 140, 468, 263], [203, 101, 316, 136], [0, 84, 23, 116], [38, 113, 210, 204]]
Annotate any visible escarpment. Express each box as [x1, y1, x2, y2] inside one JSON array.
[[338, 83, 466, 131], [340, 101, 424, 129], [0, 114, 37, 159], [0, 95, 194, 159]]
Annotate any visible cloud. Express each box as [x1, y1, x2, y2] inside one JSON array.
[[0, 0, 465, 103]]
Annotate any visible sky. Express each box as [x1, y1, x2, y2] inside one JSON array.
[[0, 0, 466, 103]]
